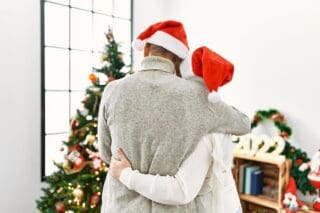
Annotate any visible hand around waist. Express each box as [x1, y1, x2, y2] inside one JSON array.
[[109, 148, 132, 180]]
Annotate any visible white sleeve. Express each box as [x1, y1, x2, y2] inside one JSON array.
[[119, 139, 212, 205]]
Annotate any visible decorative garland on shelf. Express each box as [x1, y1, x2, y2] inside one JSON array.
[[251, 109, 315, 194]]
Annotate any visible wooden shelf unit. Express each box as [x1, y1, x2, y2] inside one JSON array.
[[233, 152, 292, 213]]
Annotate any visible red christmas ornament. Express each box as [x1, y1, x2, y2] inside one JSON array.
[[73, 155, 85, 170], [71, 119, 78, 131], [55, 202, 65, 213], [296, 159, 303, 166], [91, 156, 103, 171], [314, 201, 320, 211], [90, 192, 100, 206], [69, 144, 81, 153]]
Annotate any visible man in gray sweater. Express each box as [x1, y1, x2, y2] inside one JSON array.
[[98, 20, 250, 213]]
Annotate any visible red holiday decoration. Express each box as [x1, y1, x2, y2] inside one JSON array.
[[91, 156, 103, 171], [314, 201, 320, 211], [90, 192, 100, 206], [296, 159, 303, 166], [69, 144, 81, 153], [283, 177, 308, 212], [299, 150, 320, 211], [71, 119, 78, 131], [73, 155, 85, 170], [55, 202, 65, 213]]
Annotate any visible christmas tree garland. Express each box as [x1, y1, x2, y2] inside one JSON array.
[[251, 109, 315, 194]]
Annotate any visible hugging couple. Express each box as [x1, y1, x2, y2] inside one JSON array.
[[98, 20, 250, 213]]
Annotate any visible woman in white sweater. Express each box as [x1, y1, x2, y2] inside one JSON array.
[[108, 46, 244, 213]]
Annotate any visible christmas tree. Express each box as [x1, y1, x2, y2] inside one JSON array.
[[36, 29, 130, 213]]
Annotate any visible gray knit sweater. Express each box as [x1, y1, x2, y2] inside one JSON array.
[[98, 56, 250, 213]]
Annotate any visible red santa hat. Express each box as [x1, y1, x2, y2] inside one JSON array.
[[132, 20, 189, 59], [283, 177, 307, 212], [191, 46, 234, 103]]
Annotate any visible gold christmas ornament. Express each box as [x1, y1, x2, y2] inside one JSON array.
[[72, 188, 84, 200], [78, 128, 87, 138], [86, 134, 96, 145], [88, 73, 97, 83]]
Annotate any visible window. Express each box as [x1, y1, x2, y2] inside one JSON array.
[[40, 0, 133, 179]]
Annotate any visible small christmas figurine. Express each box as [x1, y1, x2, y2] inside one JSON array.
[[283, 177, 309, 212], [299, 149, 320, 211]]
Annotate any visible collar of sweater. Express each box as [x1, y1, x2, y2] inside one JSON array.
[[140, 56, 176, 74]]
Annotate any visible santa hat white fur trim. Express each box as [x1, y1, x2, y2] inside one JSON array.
[[180, 54, 194, 78], [132, 31, 189, 59], [132, 39, 144, 51], [208, 91, 221, 103]]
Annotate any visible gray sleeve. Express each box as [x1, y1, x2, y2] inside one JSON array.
[[189, 78, 250, 136], [97, 82, 117, 165], [205, 101, 251, 136], [98, 102, 112, 165]]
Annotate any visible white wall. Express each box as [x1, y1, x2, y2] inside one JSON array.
[[155, 0, 320, 157], [0, 0, 42, 212], [132, 0, 166, 69]]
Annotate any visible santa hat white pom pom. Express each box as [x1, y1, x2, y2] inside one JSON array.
[[208, 91, 221, 103], [132, 39, 144, 51]]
